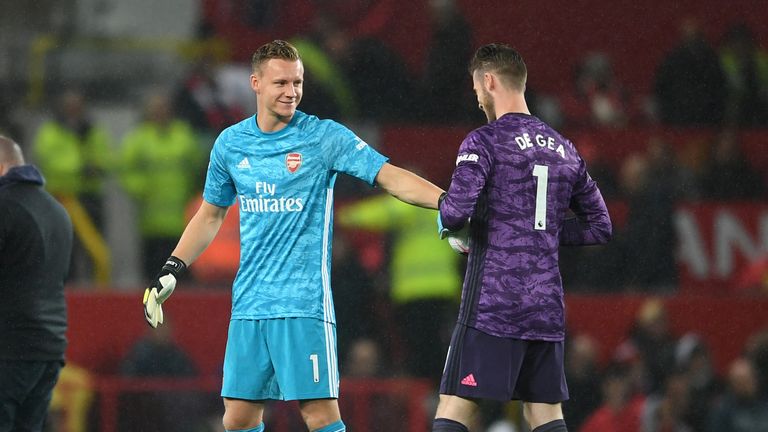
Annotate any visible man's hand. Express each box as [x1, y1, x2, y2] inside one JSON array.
[[444, 222, 470, 255], [143, 256, 186, 328], [446, 228, 470, 255], [438, 208, 470, 255]]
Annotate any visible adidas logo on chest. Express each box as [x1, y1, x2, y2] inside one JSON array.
[[237, 157, 251, 169]]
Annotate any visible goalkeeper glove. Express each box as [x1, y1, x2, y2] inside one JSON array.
[[447, 226, 470, 254], [143, 256, 186, 328], [437, 192, 449, 238], [444, 220, 470, 255], [437, 210, 470, 255]]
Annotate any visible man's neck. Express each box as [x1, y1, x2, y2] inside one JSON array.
[[257, 112, 292, 133], [495, 94, 530, 119]]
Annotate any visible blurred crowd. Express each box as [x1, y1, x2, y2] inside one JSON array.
[[560, 299, 768, 432], [0, 7, 764, 288], [417, 298, 768, 432], [2, 1, 768, 431]]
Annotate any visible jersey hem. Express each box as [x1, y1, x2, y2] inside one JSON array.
[[231, 312, 335, 324], [469, 324, 564, 342]]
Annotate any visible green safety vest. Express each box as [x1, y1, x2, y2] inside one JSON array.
[[338, 194, 462, 304], [119, 120, 204, 237], [33, 120, 111, 196]]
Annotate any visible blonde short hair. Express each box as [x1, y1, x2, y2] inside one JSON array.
[[251, 40, 301, 74]]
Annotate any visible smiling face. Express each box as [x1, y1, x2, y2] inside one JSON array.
[[251, 58, 304, 127]]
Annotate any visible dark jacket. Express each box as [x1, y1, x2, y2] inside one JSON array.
[[0, 165, 73, 361]]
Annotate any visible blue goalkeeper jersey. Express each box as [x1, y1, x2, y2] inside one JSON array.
[[203, 111, 388, 322]]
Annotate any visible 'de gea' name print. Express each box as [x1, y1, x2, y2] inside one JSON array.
[[239, 181, 305, 213], [514, 133, 566, 159]]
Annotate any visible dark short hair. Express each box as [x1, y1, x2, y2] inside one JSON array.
[[251, 40, 301, 73], [469, 43, 527, 91]]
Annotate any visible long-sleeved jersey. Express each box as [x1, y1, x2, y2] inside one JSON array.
[[440, 113, 611, 341], [203, 111, 388, 323]]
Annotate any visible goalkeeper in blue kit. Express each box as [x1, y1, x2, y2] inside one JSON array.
[[142, 40, 445, 432]]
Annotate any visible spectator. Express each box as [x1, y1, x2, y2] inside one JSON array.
[[313, 14, 415, 122], [563, 334, 603, 431], [699, 128, 765, 200], [577, 135, 619, 199], [0, 88, 23, 142], [174, 49, 246, 140], [343, 337, 387, 378], [719, 23, 768, 126], [289, 13, 358, 120], [640, 371, 693, 432], [709, 358, 768, 432], [654, 18, 726, 126], [613, 340, 651, 397], [332, 231, 380, 360], [579, 363, 644, 432], [341, 337, 408, 431], [629, 299, 678, 395], [617, 150, 677, 291], [559, 136, 621, 291], [182, 196, 239, 286], [563, 52, 632, 128], [119, 92, 205, 280], [47, 363, 94, 432], [638, 131, 704, 302], [744, 329, 768, 397], [419, 0, 475, 123], [675, 334, 722, 432], [338, 193, 462, 379], [646, 136, 698, 200], [33, 88, 112, 283], [0, 136, 73, 432], [120, 321, 197, 378], [120, 321, 200, 432]]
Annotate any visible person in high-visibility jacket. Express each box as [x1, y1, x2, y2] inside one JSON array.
[[34, 90, 112, 208], [338, 192, 462, 379], [120, 92, 205, 280], [33, 89, 112, 283]]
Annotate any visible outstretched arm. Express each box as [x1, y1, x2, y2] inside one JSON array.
[[143, 200, 228, 328], [374, 163, 444, 210], [171, 200, 229, 265]]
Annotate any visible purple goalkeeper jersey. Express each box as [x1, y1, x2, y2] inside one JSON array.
[[440, 113, 611, 341]]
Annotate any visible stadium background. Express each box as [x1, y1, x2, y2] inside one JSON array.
[[2, 0, 768, 431]]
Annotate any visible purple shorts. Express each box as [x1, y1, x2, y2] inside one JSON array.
[[439, 324, 569, 403]]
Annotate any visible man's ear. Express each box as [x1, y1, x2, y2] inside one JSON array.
[[483, 72, 495, 92], [250, 74, 259, 94]]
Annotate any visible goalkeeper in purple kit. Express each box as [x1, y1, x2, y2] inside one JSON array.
[[433, 44, 612, 432]]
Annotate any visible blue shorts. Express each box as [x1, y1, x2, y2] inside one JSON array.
[[440, 324, 569, 403], [222, 318, 339, 401]]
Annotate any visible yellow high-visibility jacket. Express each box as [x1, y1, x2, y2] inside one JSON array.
[[33, 120, 111, 196], [119, 120, 204, 237], [338, 194, 462, 304]]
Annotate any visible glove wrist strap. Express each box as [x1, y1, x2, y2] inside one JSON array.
[[162, 256, 187, 277]]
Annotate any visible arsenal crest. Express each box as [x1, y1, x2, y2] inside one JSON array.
[[286, 153, 302, 173]]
